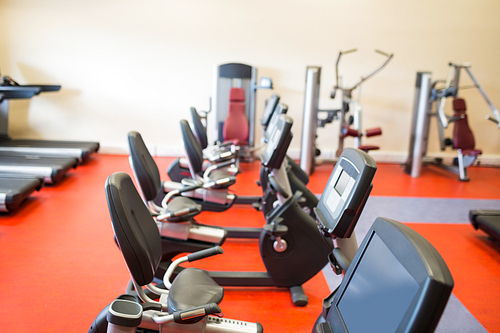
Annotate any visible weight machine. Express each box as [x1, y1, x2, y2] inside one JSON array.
[[208, 63, 273, 161], [404, 62, 499, 181], [300, 49, 393, 175]]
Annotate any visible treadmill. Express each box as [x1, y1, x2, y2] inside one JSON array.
[[0, 173, 42, 212], [470, 210, 500, 243], [0, 77, 99, 164], [0, 88, 45, 211], [0, 86, 78, 184]]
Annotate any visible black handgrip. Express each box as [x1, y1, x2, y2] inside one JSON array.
[[187, 246, 223, 262], [332, 247, 351, 272], [170, 206, 198, 218], [316, 322, 334, 333], [173, 303, 221, 323]]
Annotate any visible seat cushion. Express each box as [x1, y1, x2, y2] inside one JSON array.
[[165, 196, 202, 222], [358, 145, 380, 152], [167, 268, 224, 314], [461, 149, 482, 157]]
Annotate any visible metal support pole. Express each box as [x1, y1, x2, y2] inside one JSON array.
[[300, 67, 321, 176], [404, 72, 432, 178]]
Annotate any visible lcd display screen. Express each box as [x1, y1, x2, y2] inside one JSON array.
[[334, 170, 351, 196], [337, 233, 419, 333]]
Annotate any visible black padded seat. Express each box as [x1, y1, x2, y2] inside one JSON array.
[[165, 196, 202, 222], [167, 268, 224, 313], [207, 169, 236, 189]]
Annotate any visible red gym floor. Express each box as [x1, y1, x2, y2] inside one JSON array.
[[0, 154, 499, 332]]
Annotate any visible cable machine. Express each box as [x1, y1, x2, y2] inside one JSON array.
[[209, 63, 272, 160], [300, 49, 393, 175], [404, 62, 499, 181]]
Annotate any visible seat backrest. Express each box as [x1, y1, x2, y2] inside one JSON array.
[[223, 87, 249, 142], [453, 98, 476, 150], [190, 107, 208, 150], [180, 119, 204, 177], [127, 131, 162, 202], [106, 172, 162, 286]]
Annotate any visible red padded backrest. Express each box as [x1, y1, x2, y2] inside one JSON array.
[[229, 87, 245, 102], [453, 98, 466, 112], [453, 98, 475, 150], [223, 88, 249, 141]]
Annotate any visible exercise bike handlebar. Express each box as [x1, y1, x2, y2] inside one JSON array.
[[334, 49, 394, 92], [203, 158, 237, 181], [151, 303, 221, 325], [187, 246, 224, 262]]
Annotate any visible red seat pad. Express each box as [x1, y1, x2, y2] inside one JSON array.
[[358, 145, 379, 151]]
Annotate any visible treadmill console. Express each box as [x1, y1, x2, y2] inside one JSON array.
[[315, 148, 377, 238], [260, 94, 280, 128], [318, 217, 453, 333], [264, 103, 288, 141], [261, 114, 293, 170]]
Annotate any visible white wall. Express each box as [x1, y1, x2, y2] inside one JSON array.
[[1, 0, 499, 162]]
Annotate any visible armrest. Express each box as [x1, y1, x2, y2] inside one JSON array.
[[156, 205, 199, 222], [152, 303, 221, 324], [163, 246, 223, 289], [207, 150, 235, 162], [202, 159, 236, 181], [160, 183, 203, 208]]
